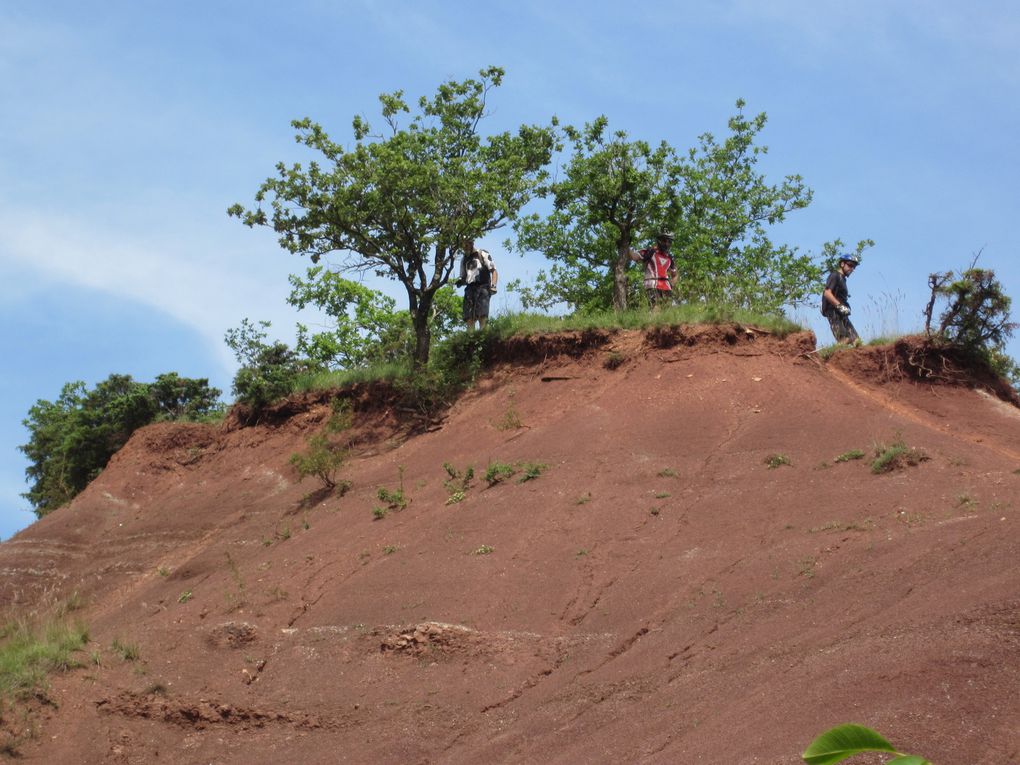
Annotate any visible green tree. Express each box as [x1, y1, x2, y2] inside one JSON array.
[[224, 319, 310, 410], [229, 66, 556, 367], [673, 99, 819, 312], [924, 265, 1018, 383], [286, 267, 462, 369], [20, 374, 222, 517], [512, 116, 680, 312]]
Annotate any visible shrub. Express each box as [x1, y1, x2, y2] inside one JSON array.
[[290, 435, 351, 492], [765, 453, 791, 469], [484, 462, 516, 485], [871, 438, 929, 474]]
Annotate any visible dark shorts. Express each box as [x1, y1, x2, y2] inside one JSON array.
[[463, 283, 491, 320], [646, 288, 672, 308], [827, 313, 860, 344]]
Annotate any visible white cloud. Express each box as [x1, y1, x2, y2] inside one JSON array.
[[0, 202, 303, 373]]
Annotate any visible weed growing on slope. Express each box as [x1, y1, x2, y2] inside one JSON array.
[[443, 463, 474, 504], [377, 465, 409, 511], [870, 436, 929, 474], [472, 545, 494, 556], [493, 397, 524, 431], [484, 462, 516, 485], [834, 449, 865, 463], [765, 453, 792, 469], [111, 638, 139, 662], [657, 468, 679, 478], [517, 461, 547, 483], [290, 434, 352, 493]]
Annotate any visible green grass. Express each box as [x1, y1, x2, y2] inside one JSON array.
[[871, 438, 929, 474], [484, 462, 517, 485], [0, 619, 89, 700], [486, 305, 802, 338]]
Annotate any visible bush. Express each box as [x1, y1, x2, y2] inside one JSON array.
[[289, 435, 350, 492]]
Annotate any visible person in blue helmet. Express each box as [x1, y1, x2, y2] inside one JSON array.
[[821, 254, 861, 345]]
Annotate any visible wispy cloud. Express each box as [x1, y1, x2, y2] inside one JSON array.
[[0, 202, 302, 372]]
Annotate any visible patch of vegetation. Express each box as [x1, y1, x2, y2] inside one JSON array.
[[657, 467, 679, 478], [472, 545, 494, 556], [870, 437, 929, 474], [0, 619, 89, 700], [604, 351, 626, 370], [484, 462, 517, 486], [764, 453, 792, 469], [443, 462, 474, 503], [575, 492, 592, 505], [111, 638, 140, 662], [382, 545, 399, 555], [372, 506, 389, 520], [808, 519, 874, 533], [492, 397, 524, 431], [834, 449, 865, 463], [955, 492, 977, 510], [177, 590, 193, 604], [654, 491, 671, 499], [376, 465, 409, 512], [517, 461, 548, 483]]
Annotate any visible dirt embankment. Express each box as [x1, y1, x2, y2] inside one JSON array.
[[2, 325, 1019, 764]]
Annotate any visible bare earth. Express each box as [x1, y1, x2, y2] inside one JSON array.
[[2, 327, 1019, 764]]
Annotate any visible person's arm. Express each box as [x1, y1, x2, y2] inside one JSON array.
[[629, 248, 644, 263]]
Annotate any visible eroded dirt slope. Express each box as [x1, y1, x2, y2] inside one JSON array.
[[2, 327, 1019, 764]]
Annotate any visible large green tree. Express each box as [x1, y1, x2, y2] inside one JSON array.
[[20, 374, 222, 517], [512, 117, 680, 312], [514, 101, 827, 316], [229, 66, 556, 366], [672, 100, 818, 312]]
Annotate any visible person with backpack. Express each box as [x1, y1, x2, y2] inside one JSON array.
[[821, 254, 861, 345], [629, 231, 677, 309], [456, 238, 498, 331]]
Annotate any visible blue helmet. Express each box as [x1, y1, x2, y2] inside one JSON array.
[[839, 253, 860, 266]]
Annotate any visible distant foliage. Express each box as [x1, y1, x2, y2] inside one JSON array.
[[20, 374, 222, 517], [224, 319, 312, 410], [513, 100, 839, 316]]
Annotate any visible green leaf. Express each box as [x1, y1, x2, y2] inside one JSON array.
[[802, 724, 896, 764], [886, 757, 931, 765]]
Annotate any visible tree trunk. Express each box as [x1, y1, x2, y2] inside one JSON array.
[[613, 243, 631, 312], [410, 294, 433, 369]]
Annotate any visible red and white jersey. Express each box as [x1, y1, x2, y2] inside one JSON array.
[[641, 248, 674, 291]]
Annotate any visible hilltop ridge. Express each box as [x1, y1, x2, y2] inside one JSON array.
[[2, 325, 1019, 764]]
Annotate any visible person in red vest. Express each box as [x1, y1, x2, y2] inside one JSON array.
[[630, 231, 677, 309]]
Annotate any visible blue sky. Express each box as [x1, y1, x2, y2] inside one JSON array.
[[2, 1, 1018, 538]]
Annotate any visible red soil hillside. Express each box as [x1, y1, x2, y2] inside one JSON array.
[[2, 326, 1019, 764]]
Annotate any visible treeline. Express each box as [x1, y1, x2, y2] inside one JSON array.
[[19, 374, 222, 518]]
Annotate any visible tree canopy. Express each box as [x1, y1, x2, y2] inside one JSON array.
[[512, 116, 680, 312], [229, 66, 556, 366], [513, 100, 830, 316], [20, 374, 222, 517]]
